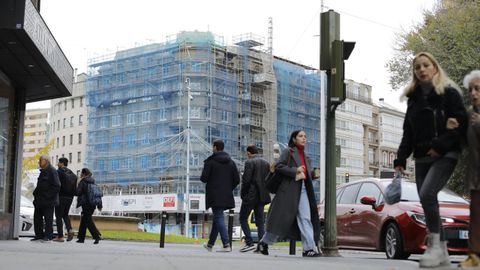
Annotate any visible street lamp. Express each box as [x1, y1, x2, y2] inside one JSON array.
[[185, 77, 192, 237]]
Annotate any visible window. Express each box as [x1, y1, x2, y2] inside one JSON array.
[[70, 116, 74, 127], [125, 157, 133, 169], [112, 159, 120, 171], [339, 184, 360, 204], [190, 107, 200, 119], [56, 137, 59, 148], [221, 111, 228, 122], [53, 122, 55, 131], [79, 115, 83, 126], [127, 134, 135, 147], [355, 183, 381, 204], [68, 153, 72, 163], [80, 97, 83, 107], [145, 186, 153, 194], [98, 160, 105, 171], [70, 134, 73, 145], [112, 115, 121, 127], [57, 120, 60, 131], [141, 156, 149, 169], [71, 99, 74, 109], [190, 154, 199, 167], [62, 136, 65, 146], [112, 136, 121, 149], [176, 107, 183, 119], [141, 133, 150, 145], [129, 186, 137, 195], [77, 152, 81, 163], [175, 153, 183, 165], [159, 109, 166, 121], [64, 101, 67, 111], [63, 118, 66, 129], [127, 113, 135, 125], [141, 111, 151, 123], [78, 133, 82, 144]]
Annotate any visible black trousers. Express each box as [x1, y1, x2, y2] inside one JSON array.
[[239, 203, 265, 245], [34, 205, 54, 240], [55, 197, 73, 237], [77, 206, 101, 240]]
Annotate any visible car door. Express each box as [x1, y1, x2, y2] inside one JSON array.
[[349, 182, 383, 248], [336, 183, 361, 246]]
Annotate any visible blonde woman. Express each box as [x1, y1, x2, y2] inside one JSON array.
[[393, 52, 467, 268]]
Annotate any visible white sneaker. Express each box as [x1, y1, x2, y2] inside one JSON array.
[[203, 243, 212, 252], [217, 245, 232, 252]]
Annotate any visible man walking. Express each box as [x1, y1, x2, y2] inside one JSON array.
[[32, 155, 60, 242], [52, 158, 77, 242], [201, 139, 240, 252], [239, 145, 271, 252]]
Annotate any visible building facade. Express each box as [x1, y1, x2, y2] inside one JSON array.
[[49, 73, 87, 176], [85, 31, 322, 221], [23, 109, 49, 158], [0, 0, 73, 239]]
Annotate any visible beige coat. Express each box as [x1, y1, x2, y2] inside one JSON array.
[[466, 109, 480, 191]]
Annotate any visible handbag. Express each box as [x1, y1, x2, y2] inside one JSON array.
[[385, 172, 402, 205], [265, 151, 292, 194]]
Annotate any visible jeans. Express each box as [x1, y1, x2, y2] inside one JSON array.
[[415, 157, 457, 241], [239, 203, 265, 245], [297, 181, 316, 251], [55, 197, 73, 237], [33, 206, 54, 239], [208, 207, 229, 247], [77, 206, 101, 240], [261, 182, 316, 251]]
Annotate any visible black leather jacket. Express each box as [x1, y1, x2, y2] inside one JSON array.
[[241, 154, 271, 205]]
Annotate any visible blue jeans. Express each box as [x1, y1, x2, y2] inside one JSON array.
[[239, 203, 265, 245], [297, 181, 316, 251], [208, 207, 229, 247]]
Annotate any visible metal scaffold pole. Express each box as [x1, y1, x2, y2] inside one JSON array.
[[185, 77, 191, 238]]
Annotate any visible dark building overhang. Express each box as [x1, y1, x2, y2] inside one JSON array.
[[0, 0, 73, 102]]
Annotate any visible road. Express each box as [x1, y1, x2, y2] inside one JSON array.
[[0, 238, 466, 270]]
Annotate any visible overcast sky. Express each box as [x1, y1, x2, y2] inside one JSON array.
[[27, 0, 437, 111]]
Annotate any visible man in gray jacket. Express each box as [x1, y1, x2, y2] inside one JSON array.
[[239, 145, 271, 252]]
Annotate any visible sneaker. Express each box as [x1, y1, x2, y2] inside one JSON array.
[[255, 241, 269, 255], [459, 253, 480, 269], [93, 238, 100, 245], [240, 243, 256, 253], [52, 237, 65, 242], [302, 250, 322, 257], [203, 243, 213, 252], [217, 244, 232, 252], [66, 231, 74, 242]]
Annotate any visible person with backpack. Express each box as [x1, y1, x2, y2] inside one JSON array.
[[52, 158, 77, 242], [76, 168, 102, 244], [239, 145, 271, 252]]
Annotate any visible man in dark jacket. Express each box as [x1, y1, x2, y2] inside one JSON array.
[[52, 158, 76, 242], [200, 139, 240, 252], [32, 155, 60, 242], [239, 145, 271, 252]]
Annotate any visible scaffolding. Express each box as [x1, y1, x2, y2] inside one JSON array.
[[85, 31, 322, 201]]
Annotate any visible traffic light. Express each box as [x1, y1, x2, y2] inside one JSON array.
[[331, 40, 355, 104], [345, 172, 350, 183]]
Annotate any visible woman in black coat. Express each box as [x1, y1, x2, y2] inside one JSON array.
[[256, 130, 321, 257], [394, 52, 467, 268], [76, 168, 102, 244]]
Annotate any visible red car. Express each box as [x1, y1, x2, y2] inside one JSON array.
[[318, 178, 470, 259]]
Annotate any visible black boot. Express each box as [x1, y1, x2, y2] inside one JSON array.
[[255, 241, 269, 255]]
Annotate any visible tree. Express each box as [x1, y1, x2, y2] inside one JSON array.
[[386, 0, 480, 196], [22, 139, 54, 198]]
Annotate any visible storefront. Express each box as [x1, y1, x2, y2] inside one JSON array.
[[0, 0, 73, 239]]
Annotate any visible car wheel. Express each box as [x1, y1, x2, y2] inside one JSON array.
[[384, 223, 410, 260]]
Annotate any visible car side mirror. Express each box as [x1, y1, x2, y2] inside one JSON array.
[[360, 196, 377, 209]]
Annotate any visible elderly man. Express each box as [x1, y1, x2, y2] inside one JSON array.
[[32, 155, 60, 242]]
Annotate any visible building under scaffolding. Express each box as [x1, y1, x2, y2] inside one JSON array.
[[86, 31, 322, 216]]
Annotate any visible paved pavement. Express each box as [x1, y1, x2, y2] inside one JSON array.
[[0, 238, 466, 270]]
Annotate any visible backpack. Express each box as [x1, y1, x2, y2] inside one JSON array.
[[86, 182, 103, 207], [62, 168, 77, 197]]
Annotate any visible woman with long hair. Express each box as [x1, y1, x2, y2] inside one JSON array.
[[256, 130, 321, 257], [394, 52, 467, 267]]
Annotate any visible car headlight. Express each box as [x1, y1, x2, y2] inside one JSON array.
[[407, 211, 426, 225]]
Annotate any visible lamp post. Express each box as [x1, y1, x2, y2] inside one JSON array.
[[185, 77, 192, 237]]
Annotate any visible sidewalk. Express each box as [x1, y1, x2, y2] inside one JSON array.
[[0, 238, 462, 270]]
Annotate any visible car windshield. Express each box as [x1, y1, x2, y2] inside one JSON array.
[[381, 181, 468, 204]]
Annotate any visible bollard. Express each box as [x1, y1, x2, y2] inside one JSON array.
[[160, 211, 167, 248], [289, 239, 296, 255], [227, 209, 234, 247]]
